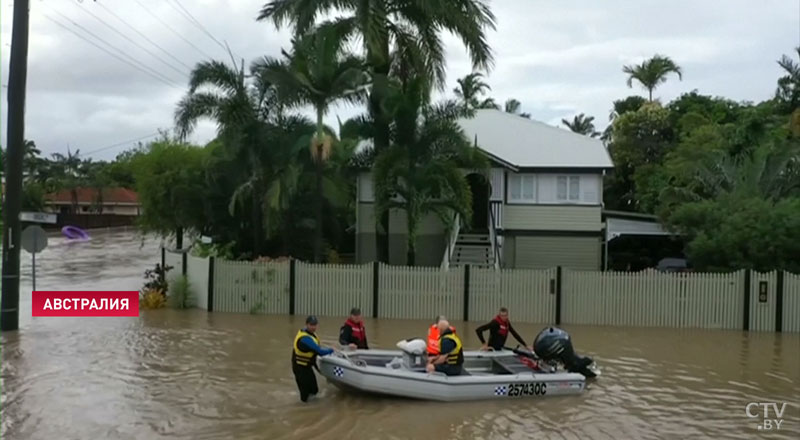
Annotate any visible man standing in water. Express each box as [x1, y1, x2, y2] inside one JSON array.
[[292, 315, 334, 402], [339, 307, 369, 349], [476, 307, 532, 352]]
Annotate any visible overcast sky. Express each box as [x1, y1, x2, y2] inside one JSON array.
[[1, 0, 799, 161]]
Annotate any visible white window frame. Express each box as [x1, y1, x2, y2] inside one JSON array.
[[507, 174, 536, 203], [556, 175, 581, 202]]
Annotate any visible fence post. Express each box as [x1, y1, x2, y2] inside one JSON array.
[[207, 257, 215, 312], [181, 251, 187, 277], [555, 266, 563, 325], [743, 269, 751, 331], [775, 270, 785, 333], [463, 264, 471, 322], [289, 259, 297, 315], [372, 262, 380, 318]]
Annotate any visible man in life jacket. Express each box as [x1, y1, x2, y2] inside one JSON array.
[[426, 315, 456, 356], [339, 307, 369, 349], [292, 315, 334, 402], [475, 307, 531, 352], [426, 319, 464, 376]]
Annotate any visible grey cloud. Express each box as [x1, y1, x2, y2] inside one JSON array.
[[2, 0, 797, 161]]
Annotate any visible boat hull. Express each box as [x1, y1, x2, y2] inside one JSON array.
[[318, 349, 586, 402]]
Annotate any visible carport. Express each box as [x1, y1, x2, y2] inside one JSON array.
[[603, 211, 675, 270]]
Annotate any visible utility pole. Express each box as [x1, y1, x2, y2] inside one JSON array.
[[1, 0, 31, 331]]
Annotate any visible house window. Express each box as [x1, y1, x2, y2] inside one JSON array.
[[556, 176, 580, 201], [508, 174, 536, 202]]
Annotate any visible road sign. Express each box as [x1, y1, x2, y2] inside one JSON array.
[[21, 225, 48, 292], [20, 211, 57, 224], [21, 225, 48, 253]]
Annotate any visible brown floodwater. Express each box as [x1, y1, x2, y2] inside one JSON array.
[[1, 230, 798, 439]]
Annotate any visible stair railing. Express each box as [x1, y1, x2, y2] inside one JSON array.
[[441, 212, 461, 270], [489, 204, 501, 269]]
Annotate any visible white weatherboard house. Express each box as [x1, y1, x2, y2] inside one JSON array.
[[355, 109, 615, 269]]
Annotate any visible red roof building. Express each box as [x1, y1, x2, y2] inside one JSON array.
[[44, 187, 140, 216]]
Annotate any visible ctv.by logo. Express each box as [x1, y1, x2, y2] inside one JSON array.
[[746, 402, 788, 431]]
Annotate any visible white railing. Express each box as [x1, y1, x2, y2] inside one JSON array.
[[441, 212, 461, 270], [489, 202, 502, 269]]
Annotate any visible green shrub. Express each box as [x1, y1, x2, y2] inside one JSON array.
[[167, 275, 196, 309]]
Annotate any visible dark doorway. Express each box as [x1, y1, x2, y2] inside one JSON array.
[[466, 173, 490, 232]]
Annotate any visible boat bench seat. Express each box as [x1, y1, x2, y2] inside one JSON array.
[[493, 357, 535, 374]]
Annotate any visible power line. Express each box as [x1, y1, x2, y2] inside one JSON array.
[[93, 1, 194, 71], [79, 132, 162, 157], [167, 0, 228, 53], [42, 6, 181, 87], [42, 13, 179, 89], [70, 0, 190, 78], [130, 0, 216, 61]]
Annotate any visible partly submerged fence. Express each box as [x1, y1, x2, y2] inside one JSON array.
[[162, 249, 800, 333]]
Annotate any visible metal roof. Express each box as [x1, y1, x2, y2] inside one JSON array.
[[457, 109, 614, 169]]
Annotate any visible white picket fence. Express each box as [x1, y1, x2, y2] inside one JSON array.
[[160, 250, 800, 333], [295, 262, 373, 317], [213, 259, 290, 314], [783, 272, 800, 333], [562, 269, 743, 329], [378, 264, 463, 320]]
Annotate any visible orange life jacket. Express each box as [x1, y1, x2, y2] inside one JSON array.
[[427, 324, 456, 355]]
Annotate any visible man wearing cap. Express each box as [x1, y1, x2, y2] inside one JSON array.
[[292, 315, 334, 402], [339, 307, 369, 350]]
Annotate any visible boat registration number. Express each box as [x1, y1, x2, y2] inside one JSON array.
[[507, 382, 546, 397]]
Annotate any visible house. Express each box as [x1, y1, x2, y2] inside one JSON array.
[[355, 109, 614, 270], [44, 187, 141, 216]]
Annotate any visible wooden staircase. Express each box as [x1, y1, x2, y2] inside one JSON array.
[[450, 230, 494, 268]]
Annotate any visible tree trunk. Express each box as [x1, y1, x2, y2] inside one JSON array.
[[406, 205, 417, 266], [648, 88, 653, 102], [175, 227, 184, 250], [313, 108, 325, 263], [369, 44, 392, 264], [252, 186, 262, 258]]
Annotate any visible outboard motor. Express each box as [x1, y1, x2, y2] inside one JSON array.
[[533, 327, 598, 378]]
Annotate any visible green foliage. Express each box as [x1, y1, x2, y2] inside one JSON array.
[[775, 46, 800, 113], [373, 75, 488, 265], [131, 141, 208, 238], [622, 54, 683, 101], [142, 263, 173, 293], [562, 113, 599, 137], [167, 275, 196, 309]]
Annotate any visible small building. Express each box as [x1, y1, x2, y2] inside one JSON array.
[[355, 109, 615, 270], [44, 187, 140, 216]]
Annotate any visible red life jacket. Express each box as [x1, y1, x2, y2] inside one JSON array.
[[493, 315, 509, 337], [345, 318, 367, 347], [427, 324, 456, 355]]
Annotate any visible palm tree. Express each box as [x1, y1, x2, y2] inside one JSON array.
[[623, 54, 683, 101], [258, 0, 497, 262], [562, 114, 600, 138], [776, 46, 800, 113], [373, 75, 487, 265], [253, 23, 365, 262], [504, 98, 531, 118], [175, 58, 280, 256], [454, 72, 497, 111]]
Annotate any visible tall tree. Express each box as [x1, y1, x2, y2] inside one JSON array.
[[254, 22, 365, 262], [258, 0, 496, 263], [175, 59, 279, 255], [454, 72, 497, 111], [504, 98, 530, 118], [776, 46, 800, 113], [562, 113, 600, 137], [374, 76, 487, 265], [623, 54, 683, 101]]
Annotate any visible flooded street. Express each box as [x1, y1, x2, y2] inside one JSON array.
[[1, 230, 798, 439]]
